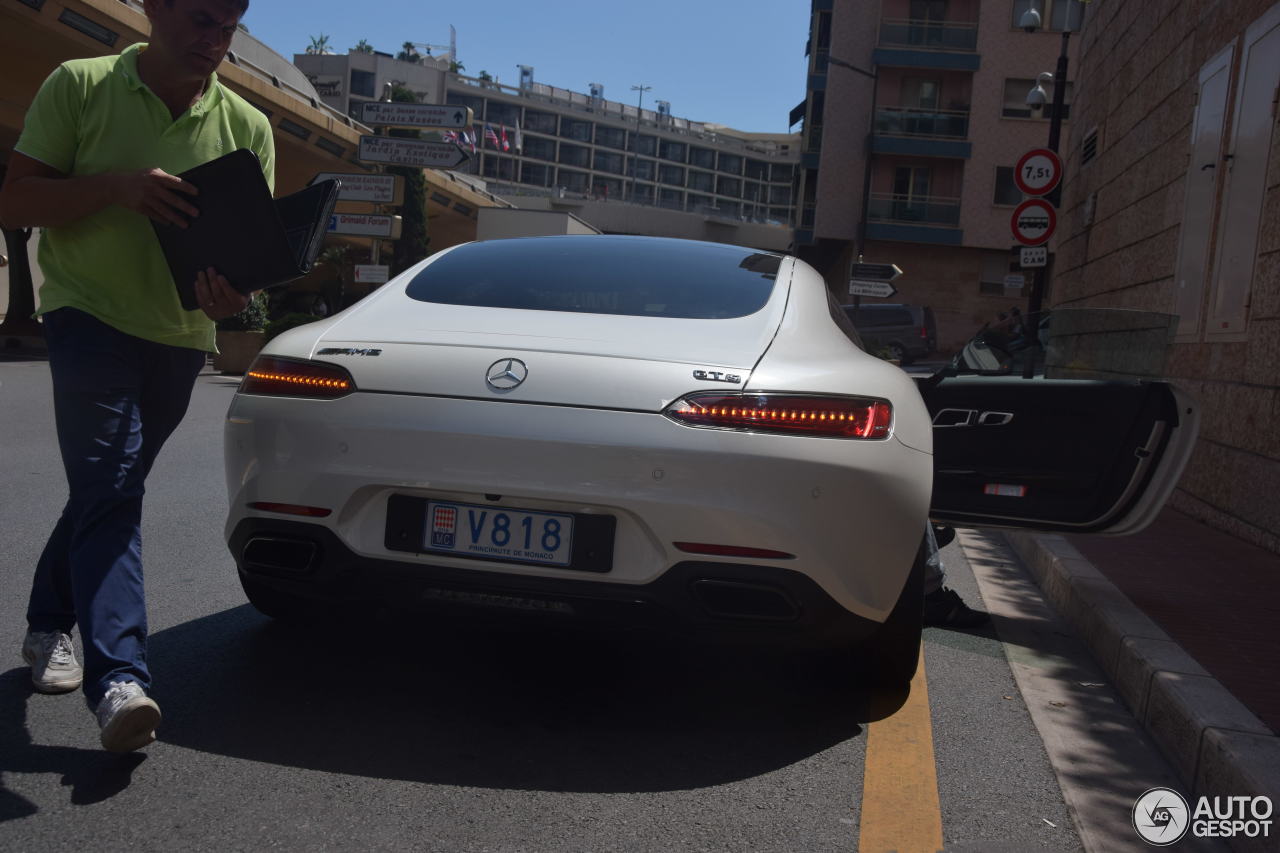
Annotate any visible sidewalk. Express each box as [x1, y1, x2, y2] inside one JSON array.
[[1004, 507, 1280, 852]]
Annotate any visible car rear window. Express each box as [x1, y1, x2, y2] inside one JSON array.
[[405, 235, 781, 319]]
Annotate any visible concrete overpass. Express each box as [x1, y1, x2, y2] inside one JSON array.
[[1, 0, 503, 330]]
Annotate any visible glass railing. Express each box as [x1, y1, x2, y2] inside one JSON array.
[[867, 193, 961, 226], [878, 18, 979, 52], [874, 106, 969, 139]]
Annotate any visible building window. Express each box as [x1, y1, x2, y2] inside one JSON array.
[[658, 188, 683, 210], [688, 170, 714, 192], [686, 193, 712, 212], [559, 143, 590, 168], [451, 94, 485, 118], [523, 109, 557, 134], [716, 176, 741, 198], [1010, 0, 1085, 31], [632, 184, 655, 205], [594, 150, 625, 174], [631, 135, 656, 156], [772, 163, 796, 183], [482, 156, 516, 181], [659, 140, 687, 162], [558, 169, 588, 192], [718, 153, 743, 175], [522, 136, 556, 162], [488, 102, 520, 127], [1003, 78, 1072, 119], [631, 158, 656, 181], [520, 163, 554, 187], [993, 167, 1023, 206], [769, 184, 793, 205], [690, 147, 715, 169], [562, 119, 592, 142], [744, 159, 769, 180], [659, 164, 686, 185], [595, 126, 627, 149], [350, 69, 375, 98]]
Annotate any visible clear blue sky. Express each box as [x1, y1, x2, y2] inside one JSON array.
[[240, 1, 811, 133]]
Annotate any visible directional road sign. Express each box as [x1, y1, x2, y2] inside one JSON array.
[[359, 102, 474, 129], [1014, 148, 1062, 196], [328, 213, 403, 239], [849, 262, 903, 282], [1011, 198, 1056, 246], [312, 172, 404, 205], [358, 136, 470, 170], [848, 280, 899, 298]]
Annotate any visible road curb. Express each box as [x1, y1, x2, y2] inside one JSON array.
[[1004, 531, 1280, 853]]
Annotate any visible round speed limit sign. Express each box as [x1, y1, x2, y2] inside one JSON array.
[[1014, 148, 1063, 196]]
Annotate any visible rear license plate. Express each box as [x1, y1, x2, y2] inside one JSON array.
[[424, 501, 574, 567]]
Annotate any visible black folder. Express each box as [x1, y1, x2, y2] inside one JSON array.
[[152, 149, 341, 311]]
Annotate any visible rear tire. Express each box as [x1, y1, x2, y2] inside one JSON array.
[[853, 535, 925, 687]]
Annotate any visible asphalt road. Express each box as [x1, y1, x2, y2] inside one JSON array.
[[0, 357, 1199, 852]]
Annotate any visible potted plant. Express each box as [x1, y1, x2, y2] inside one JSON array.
[[212, 292, 269, 374]]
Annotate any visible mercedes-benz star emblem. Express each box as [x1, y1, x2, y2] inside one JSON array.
[[485, 358, 528, 391]]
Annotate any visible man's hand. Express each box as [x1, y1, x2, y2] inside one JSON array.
[[195, 267, 253, 321], [116, 168, 200, 228]]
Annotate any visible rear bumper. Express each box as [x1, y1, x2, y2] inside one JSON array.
[[230, 518, 885, 648]]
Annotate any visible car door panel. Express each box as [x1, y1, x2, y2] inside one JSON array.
[[919, 377, 1198, 534]]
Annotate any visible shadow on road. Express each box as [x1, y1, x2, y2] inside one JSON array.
[[134, 605, 891, 793], [0, 670, 147, 820]]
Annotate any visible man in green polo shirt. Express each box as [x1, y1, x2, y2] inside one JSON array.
[[0, 0, 272, 753]]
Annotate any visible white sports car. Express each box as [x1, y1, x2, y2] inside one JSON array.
[[223, 235, 1197, 684]]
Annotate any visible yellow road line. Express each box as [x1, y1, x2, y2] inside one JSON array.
[[857, 646, 944, 853]]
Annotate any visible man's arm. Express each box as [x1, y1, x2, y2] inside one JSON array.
[[0, 151, 200, 230]]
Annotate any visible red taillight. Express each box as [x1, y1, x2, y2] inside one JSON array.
[[920, 325, 929, 339], [674, 542, 795, 559], [664, 393, 892, 439], [248, 502, 333, 517], [240, 355, 355, 398]]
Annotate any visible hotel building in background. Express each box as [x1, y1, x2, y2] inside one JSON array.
[[294, 51, 801, 252]]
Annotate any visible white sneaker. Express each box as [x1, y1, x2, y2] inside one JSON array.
[[95, 680, 161, 753], [22, 630, 83, 694]]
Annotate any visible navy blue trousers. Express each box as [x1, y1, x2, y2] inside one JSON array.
[[26, 308, 206, 707]]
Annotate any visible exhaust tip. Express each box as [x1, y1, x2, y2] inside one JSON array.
[[691, 579, 799, 622], [242, 536, 319, 577]]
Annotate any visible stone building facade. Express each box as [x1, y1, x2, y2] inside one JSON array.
[[1056, 0, 1280, 553]]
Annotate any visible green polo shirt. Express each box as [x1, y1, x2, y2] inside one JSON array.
[[15, 43, 275, 351]]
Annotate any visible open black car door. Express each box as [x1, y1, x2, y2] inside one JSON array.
[[919, 376, 1198, 536], [919, 308, 1199, 535]]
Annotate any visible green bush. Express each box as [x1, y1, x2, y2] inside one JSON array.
[[264, 312, 322, 343], [216, 292, 269, 331]]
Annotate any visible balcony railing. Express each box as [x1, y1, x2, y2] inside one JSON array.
[[874, 106, 969, 139], [878, 17, 979, 52], [867, 193, 961, 226]]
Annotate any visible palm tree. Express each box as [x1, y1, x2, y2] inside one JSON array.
[[396, 41, 420, 63], [352, 39, 374, 54], [305, 33, 330, 55]]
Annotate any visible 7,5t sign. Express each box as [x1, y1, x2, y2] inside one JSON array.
[[1014, 148, 1063, 196]]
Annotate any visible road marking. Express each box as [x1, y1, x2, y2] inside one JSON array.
[[857, 646, 944, 853]]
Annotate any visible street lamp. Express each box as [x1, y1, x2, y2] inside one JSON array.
[[630, 84, 651, 203], [1020, 2, 1075, 375]]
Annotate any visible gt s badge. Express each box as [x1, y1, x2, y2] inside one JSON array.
[[317, 347, 382, 356], [693, 369, 742, 383]]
